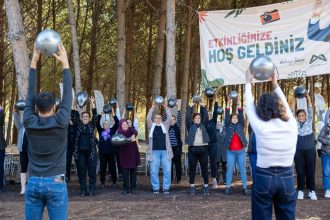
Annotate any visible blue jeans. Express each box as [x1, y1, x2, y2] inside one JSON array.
[[249, 153, 257, 182], [0, 150, 5, 190], [150, 150, 172, 191], [25, 176, 68, 220], [321, 153, 330, 190], [252, 166, 296, 220], [226, 149, 248, 188]]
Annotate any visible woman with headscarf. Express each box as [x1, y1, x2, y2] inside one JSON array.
[[117, 119, 140, 194]]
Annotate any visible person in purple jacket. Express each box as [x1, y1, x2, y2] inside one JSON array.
[[117, 119, 140, 195]]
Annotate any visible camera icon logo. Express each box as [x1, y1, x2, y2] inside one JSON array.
[[260, 9, 280, 25]]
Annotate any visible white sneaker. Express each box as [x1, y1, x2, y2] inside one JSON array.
[[325, 190, 330, 198], [297, 190, 304, 200], [308, 191, 317, 200]]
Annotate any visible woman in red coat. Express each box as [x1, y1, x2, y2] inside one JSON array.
[[117, 119, 140, 194]]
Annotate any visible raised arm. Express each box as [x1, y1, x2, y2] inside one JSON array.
[[163, 103, 172, 128], [224, 102, 231, 128], [23, 45, 40, 127], [112, 115, 119, 133], [177, 110, 182, 129], [200, 104, 208, 127], [13, 111, 23, 129], [186, 106, 193, 131], [237, 104, 245, 127], [96, 114, 103, 134], [147, 104, 155, 130], [211, 102, 218, 123], [54, 44, 72, 125]]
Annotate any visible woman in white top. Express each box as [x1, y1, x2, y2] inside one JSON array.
[[244, 71, 298, 220]]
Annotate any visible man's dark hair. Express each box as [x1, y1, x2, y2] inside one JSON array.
[[172, 115, 176, 119], [35, 92, 55, 114], [256, 92, 289, 122]]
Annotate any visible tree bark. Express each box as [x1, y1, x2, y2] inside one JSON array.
[[4, 0, 30, 99], [86, 0, 102, 98], [165, 0, 176, 99], [67, 0, 82, 93], [180, 0, 192, 142], [125, 2, 135, 103], [6, 71, 16, 144], [145, 6, 153, 140], [36, 0, 42, 93], [152, 0, 166, 97], [116, 0, 126, 114], [0, 2, 5, 106]]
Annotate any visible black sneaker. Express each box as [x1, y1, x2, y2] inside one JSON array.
[[243, 188, 250, 196], [153, 190, 160, 194], [80, 191, 88, 197], [163, 189, 170, 194], [121, 190, 129, 195], [90, 190, 96, 196], [203, 186, 210, 196], [224, 187, 232, 195], [189, 186, 196, 195]]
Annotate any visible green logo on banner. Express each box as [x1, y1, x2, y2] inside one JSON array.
[[201, 69, 224, 88]]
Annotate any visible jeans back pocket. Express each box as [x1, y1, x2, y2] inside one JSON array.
[[254, 173, 272, 194]]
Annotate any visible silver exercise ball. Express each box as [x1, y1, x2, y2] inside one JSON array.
[[35, 30, 61, 56], [249, 56, 275, 81]]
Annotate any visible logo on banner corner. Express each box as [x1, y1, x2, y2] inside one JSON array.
[[309, 54, 327, 65], [201, 69, 225, 88]]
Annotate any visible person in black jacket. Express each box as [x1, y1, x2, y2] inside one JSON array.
[[96, 108, 119, 188], [169, 114, 183, 183], [186, 102, 210, 195], [215, 121, 226, 185], [72, 97, 98, 196], [206, 102, 219, 188], [0, 105, 7, 193]]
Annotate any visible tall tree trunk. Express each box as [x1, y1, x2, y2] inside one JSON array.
[[36, 0, 42, 93], [6, 72, 15, 144], [52, 0, 57, 92], [165, 0, 176, 99], [0, 2, 5, 106], [116, 0, 126, 114], [145, 6, 153, 140], [125, 2, 135, 104], [180, 0, 192, 142], [67, 0, 82, 93], [5, 0, 30, 99], [86, 0, 102, 97], [152, 0, 166, 97]]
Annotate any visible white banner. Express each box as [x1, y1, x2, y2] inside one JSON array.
[[199, 0, 330, 86]]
